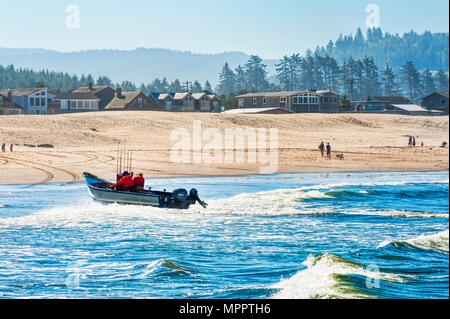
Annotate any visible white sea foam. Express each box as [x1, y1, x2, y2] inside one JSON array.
[[377, 229, 449, 253], [271, 253, 412, 299]]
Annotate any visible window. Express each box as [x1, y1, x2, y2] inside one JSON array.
[[253, 98, 257, 105], [263, 98, 267, 104], [41, 98, 45, 106], [239, 99, 244, 107], [70, 101, 76, 109], [280, 97, 286, 103], [138, 98, 143, 104], [441, 99, 447, 106], [30, 97, 35, 106], [77, 101, 83, 109], [324, 97, 329, 103], [293, 97, 298, 104], [41, 91, 45, 96]]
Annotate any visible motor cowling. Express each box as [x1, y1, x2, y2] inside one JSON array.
[[172, 188, 188, 201]]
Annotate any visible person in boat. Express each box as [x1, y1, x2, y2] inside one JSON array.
[[133, 173, 145, 192], [112, 171, 134, 191]]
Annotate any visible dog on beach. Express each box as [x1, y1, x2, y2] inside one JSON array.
[[336, 154, 344, 160]]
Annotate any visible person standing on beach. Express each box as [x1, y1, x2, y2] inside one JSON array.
[[412, 137, 416, 147], [9, 144, 13, 152], [1, 143, 5, 153], [408, 136, 412, 147], [318, 142, 325, 157], [326, 143, 331, 159]]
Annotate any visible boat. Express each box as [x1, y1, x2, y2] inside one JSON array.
[[83, 172, 207, 209]]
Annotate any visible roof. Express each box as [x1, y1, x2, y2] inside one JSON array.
[[0, 100, 24, 110], [208, 94, 220, 101], [105, 92, 143, 109], [0, 88, 46, 97], [158, 93, 174, 100], [191, 93, 206, 100], [54, 92, 100, 100], [73, 86, 114, 94], [371, 96, 410, 104], [236, 91, 300, 98], [225, 107, 293, 114], [422, 91, 449, 99], [173, 92, 190, 100], [315, 90, 341, 96], [392, 104, 429, 112], [236, 90, 340, 98]]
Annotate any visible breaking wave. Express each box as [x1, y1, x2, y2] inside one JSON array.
[[271, 253, 412, 299], [377, 230, 449, 254]]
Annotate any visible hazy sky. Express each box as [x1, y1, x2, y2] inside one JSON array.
[[0, 0, 448, 59]]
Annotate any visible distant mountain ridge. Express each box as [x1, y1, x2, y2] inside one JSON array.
[[0, 47, 278, 86], [0, 29, 448, 86]]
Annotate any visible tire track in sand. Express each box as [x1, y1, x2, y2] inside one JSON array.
[[4, 155, 79, 183], [1, 155, 54, 185]]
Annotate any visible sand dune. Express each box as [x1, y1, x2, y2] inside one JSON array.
[[0, 111, 448, 185]]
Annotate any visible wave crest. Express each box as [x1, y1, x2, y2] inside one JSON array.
[[271, 253, 412, 299]]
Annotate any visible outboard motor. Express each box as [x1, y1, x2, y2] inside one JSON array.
[[172, 188, 188, 201], [189, 188, 207, 208]]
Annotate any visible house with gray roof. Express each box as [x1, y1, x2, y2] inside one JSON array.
[[236, 90, 340, 113], [72, 82, 116, 110], [421, 92, 449, 115], [54, 92, 101, 113]]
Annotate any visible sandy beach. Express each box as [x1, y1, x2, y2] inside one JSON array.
[[0, 111, 448, 185]]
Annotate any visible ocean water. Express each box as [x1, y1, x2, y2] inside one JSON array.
[[0, 171, 448, 299]]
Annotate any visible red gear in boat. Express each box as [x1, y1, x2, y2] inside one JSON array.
[[133, 175, 145, 187], [113, 174, 134, 189]]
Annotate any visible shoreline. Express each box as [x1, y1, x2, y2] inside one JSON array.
[[1, 112, 448, 186], [0, 165, 448, 186]]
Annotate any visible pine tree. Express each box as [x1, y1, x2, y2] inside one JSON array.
[[244, 55, 269, 92], [204, 80, 212, 93], [400, 61, 421, 101], [435, 70, 449, 92], [275, 56, 292, 91], [421, 70, 436, 96], [234, 65, 245, 92], [169, 79, 182, 92], [217, 63, 236, 95], [96, 75, 112, 87], [381, 64, 396, 96]]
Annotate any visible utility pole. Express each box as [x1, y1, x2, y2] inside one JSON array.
[[348, 78, 355, 111], [183, 81, 192, 93]]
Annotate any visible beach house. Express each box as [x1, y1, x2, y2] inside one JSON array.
[[53, 92, 101, 113], [421, 92, 449, 115], [104, 89, 161, 111], [0, 88, 49, 114], [173, 92, 194, 111], [0, 90, 24, 115], [236, 90, 340, 113], [352, 96, 410, 112], [72, 82, 116, 110]]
